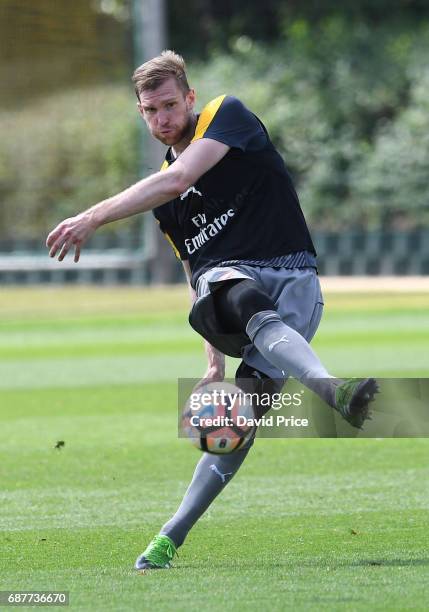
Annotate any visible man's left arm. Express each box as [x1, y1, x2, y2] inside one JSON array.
[[46, 138, 229, 262]]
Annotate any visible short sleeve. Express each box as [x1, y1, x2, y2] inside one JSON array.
[[193, 95, 267, 152]]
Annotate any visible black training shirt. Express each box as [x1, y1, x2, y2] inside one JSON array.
[[153, 95, 316, 288]]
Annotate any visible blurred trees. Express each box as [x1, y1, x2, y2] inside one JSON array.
[[168, 0, 429, 57], [188, 18, 429, 229], [1, 0, 429, 237], [0, 86, 139, 239], [0, 0, 132, 107]]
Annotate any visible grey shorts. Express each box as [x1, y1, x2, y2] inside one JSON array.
[[196, 265, 324, 379]]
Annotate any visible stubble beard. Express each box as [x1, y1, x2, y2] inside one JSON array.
[[156, 111, 196, 148]]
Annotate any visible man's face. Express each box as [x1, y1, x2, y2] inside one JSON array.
[[137, 77, 196, 146]]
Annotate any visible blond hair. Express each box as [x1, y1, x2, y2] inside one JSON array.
[[132, 50, 190, 100]]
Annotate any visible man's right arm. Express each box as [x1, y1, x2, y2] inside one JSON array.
[[182, 260, 225, 384], [46, 137, 229, 263]]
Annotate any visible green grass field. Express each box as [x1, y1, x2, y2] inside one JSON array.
[[1, 286, 428, 611]]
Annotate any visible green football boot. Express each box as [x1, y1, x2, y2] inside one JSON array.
[[335, 378, 378, 429], [134, 535, 177, 571]]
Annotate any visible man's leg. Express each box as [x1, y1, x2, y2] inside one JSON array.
[[135, 271, 375, 570], [214, 277, 377, 426], [158, 363, 281, 547], [134, 366, 282, 570], [159, 445, 250, 548]]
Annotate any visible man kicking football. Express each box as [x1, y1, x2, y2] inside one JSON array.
[[46, 50, 377, 571]]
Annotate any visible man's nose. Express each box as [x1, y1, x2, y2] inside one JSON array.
[[157, 111, 169, 126]]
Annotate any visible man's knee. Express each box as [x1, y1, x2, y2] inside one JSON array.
[[189, 290, 248, 357], [189, 279, 277, 357], [214, 279, 276, 333]]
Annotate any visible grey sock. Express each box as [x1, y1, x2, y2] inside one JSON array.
[[247, 310, 337, 407], [160, 447, 250, 548]]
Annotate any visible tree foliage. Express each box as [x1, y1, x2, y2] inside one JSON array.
[[0, 87, 139, 239], [189, 19, 429, 229], [168, 0, 429, 57], [1, 3, 429, 237]]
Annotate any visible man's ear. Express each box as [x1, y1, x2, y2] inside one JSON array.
[[137, 102, 145, 119], [186, 88, 196, 111]]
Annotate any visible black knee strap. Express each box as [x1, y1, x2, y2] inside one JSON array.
[[189, 291, 249, 357], [188, 278, 277, 358], [214, 279, 275, 333]]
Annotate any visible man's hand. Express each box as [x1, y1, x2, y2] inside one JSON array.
[[46, 211, 99, 262]]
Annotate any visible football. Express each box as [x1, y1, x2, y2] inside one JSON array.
[[181, 381, 256, 454]]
